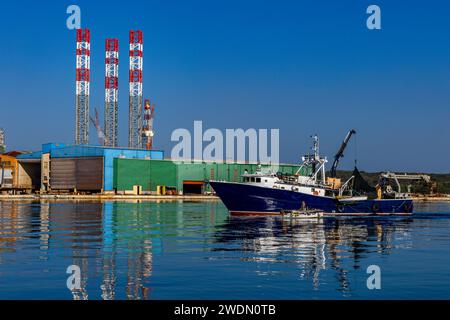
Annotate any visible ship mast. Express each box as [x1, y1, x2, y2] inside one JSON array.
[[310, 135, 327, 185], [296, 135, 327, 185], [312, 134, 320, 161]]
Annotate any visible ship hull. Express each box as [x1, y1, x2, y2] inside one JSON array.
[[209, 181, 413, 216]]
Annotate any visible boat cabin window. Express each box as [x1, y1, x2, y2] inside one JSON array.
[[244, 176, 264, 183], [264, 179, 268, 183]]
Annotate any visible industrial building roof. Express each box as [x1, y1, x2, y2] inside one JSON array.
[[16, 143, 165, 161]]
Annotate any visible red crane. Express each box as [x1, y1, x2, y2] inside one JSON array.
[[142, 99, 155, 150]]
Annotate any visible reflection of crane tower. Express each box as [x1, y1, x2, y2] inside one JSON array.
[[104, 39, 119, 147], [142, 99, 155, 150], [0, 128, 5, 153], [75, 29, 91, 145], [101, 202, 117, 300], [128, 30, 143, 148]]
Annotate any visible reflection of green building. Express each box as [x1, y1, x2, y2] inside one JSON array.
[[99, 200, 228, 299], [113, 159, 310, 194]]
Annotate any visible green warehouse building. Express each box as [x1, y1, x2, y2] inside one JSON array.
[[114, 158, 309, 194]]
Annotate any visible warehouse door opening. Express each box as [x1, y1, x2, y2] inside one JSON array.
[[18, 160, 41, 191], [183, 181, 204, 194]]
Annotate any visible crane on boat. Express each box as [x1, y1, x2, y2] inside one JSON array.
[[330, 129, 356, 178]]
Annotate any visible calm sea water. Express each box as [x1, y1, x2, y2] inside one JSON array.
[[0, 200, 449, 300]]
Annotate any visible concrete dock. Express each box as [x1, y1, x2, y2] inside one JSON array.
[[0, 194, 220, 201]]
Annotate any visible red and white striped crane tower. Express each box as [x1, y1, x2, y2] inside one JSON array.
[[104, 38, 119, 147], [128, 30, 143, 148], [75, 28, 91, 145]]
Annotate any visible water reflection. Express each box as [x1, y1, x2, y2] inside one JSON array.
[[213, 216, 414, 294], [0, 200, 447, 299], [102, 201, 154, 300]]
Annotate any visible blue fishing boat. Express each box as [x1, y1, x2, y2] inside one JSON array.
[[209, 132, 413, 216]]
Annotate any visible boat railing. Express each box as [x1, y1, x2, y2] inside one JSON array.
[[339, 176, 354, 197], [277, 179, 331, 191]]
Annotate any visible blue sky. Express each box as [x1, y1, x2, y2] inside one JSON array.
[[0, 0, 449, 172]]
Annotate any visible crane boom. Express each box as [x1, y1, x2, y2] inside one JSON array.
[[90, 108, 106, 146], [330, 129, 356, 178]]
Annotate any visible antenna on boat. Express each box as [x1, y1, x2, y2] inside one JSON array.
[[311, 134, 320, 160]]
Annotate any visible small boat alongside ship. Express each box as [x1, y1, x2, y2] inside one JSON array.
[[209, 131, 414, 217], [280, 208, 324, 220]]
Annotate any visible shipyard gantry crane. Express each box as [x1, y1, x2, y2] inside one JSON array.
[[128, 30, 143, 148], [75, 29, 91, 145], [104, 38, 119, 147]]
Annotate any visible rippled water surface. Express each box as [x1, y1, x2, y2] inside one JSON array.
[[0, 200, 449, 299]]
